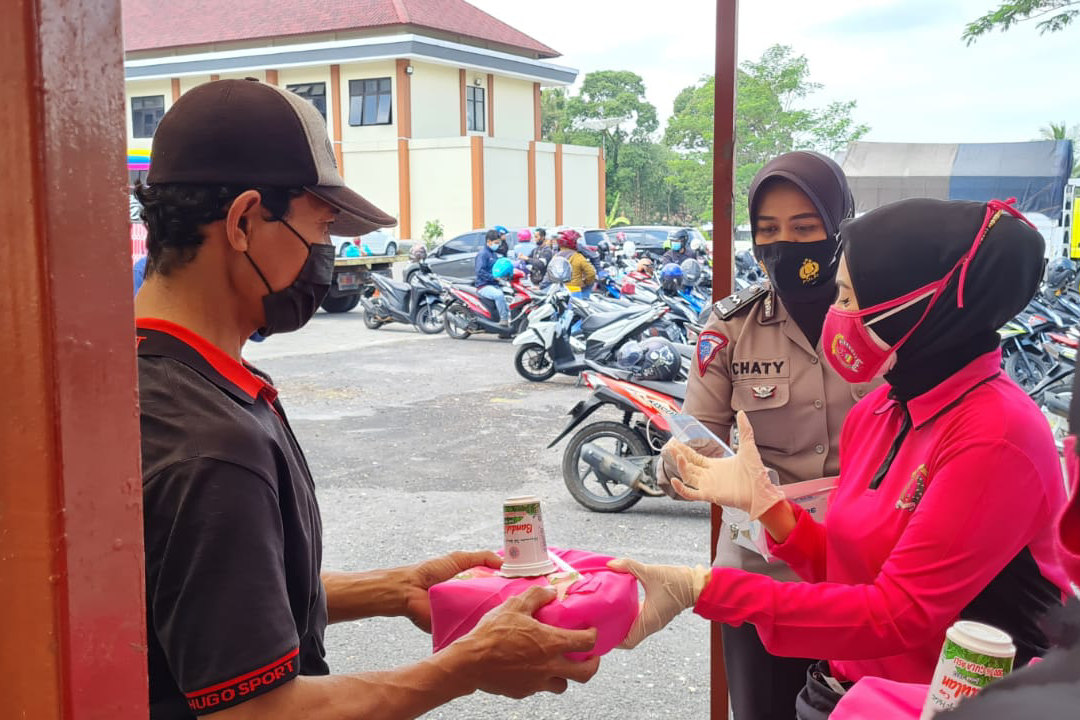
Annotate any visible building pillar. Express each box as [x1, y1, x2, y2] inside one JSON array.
[[528, 141, 537, 226], [329, 64, 345, 174], [171, 77, 180, 102], [395, 59, 412, 138], [265, 68, 278, 85], [1, 0, 147, 717], [710, 1, 739, 718], [554, 144, 564, 226], [210, 73, 220, 81], [398, 138, 411, 240], [471, 135, 485, 229]]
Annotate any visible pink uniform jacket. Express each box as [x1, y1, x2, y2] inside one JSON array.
[[693, 349, 1070, 684]]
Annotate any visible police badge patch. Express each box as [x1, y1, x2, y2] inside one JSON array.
[[696, 331, 728, 376]]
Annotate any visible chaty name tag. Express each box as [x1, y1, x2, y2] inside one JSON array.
[[781, 476, 838, 523]]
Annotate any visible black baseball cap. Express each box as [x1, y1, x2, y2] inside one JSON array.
[[147, 78, 396, 235]]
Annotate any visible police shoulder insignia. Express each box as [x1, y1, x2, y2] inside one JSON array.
[[713, 282, 770, 321], [696, 331, 729, 376]]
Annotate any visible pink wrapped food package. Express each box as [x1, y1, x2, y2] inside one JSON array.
[[429, 547, 638, 661]]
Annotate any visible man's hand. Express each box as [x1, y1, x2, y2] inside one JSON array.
[[401, 550, 502, 632], [448, 585, 600, 699]]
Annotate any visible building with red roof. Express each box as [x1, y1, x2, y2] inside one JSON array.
[[122, 0, 605, 244]]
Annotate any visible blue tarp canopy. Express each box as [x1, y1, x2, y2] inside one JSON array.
[[841, 140, 1074, 221]]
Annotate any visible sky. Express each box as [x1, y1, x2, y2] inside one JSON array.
[[469, 0, 1080, 144]]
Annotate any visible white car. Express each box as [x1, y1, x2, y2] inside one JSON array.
[[331, 230, 407, 257]]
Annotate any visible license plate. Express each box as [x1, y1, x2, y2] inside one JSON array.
[[336, 272, 360, 290]]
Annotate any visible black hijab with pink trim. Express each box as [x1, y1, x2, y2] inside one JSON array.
[[840, 198, 1045, 400]]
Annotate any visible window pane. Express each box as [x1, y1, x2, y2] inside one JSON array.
[[131, 95, 164, 138], [363, 95, 377, 125], [349, 96, 363, 125], [379, 78, 391, 93], [365, 79, 377, 94], [376, 94, 391, 124], [312, 97, 327, 119]]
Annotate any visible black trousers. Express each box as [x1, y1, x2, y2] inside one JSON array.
[[722, 623, 814, 720]]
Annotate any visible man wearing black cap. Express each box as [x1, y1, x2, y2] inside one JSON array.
[[135, 79, 598, 719]]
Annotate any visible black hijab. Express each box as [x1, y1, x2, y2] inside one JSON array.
[[841, 198, 1045, 400], [748, 151, 854, 346]]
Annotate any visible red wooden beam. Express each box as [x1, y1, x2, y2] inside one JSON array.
[[711, 1, 739, 718], [0, 0, 148, 716]]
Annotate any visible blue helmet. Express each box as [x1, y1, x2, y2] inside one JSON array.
[[492, 257, 514, 279], [494, 225, 509, 236], [659, 262, 684, 293]]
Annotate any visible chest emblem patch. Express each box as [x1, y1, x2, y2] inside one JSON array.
[[696, 331, 729, 376], [800, 258, 821, 284], [751, 385, 776, 399], [896, 464, 928, 512]]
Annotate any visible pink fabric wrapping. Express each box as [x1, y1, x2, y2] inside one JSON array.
[[429, 547, 638, 661], [830, 677, 927, 720]]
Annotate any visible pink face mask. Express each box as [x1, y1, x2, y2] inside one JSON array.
[[1058, 436, 1080, 584], [823, 198, 1034, 385]]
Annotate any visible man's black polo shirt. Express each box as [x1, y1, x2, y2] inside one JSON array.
[[137, 318, 328, 718]]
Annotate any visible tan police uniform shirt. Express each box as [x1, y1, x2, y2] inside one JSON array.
[[683, 286, 881, 578]]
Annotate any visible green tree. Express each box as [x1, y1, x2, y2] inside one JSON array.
[[540, 87, 571, 143], [963, 1, 1080, 44], [664, 45, 869, 225], [1038, 122, 1080, 175]]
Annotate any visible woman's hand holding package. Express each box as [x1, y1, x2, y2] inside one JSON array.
[[606, 558, 711, 649], [663, 411, 784, 520]]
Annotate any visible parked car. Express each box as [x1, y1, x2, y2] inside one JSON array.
[[616, 226, 708, 261], [332, 230, 410, 258], [405, 228, 530, 282]]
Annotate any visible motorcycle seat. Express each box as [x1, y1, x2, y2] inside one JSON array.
[[376, 275, 413, 294], [580, 307, 648, 334], [637, 379, 686, 402]]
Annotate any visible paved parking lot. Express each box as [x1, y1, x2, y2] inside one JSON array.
[[246, 308, 712, 718]]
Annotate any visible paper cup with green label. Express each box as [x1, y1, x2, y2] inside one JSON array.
[[919, 620, 1016, 719], [501, 495, 556, 577]]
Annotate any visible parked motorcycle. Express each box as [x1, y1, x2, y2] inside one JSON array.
[[548, 360, 686, 512], [513, 288, 676, 382], [359, 263, 446, 334]]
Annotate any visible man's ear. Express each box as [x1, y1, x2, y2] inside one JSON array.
[[225, 190, 263, 252]]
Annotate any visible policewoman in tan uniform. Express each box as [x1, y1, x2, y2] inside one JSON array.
[[682, 152, 878, 720]]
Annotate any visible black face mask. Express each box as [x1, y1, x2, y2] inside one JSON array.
[[754, 240, 838, 302], [244, 218, 335, 337]]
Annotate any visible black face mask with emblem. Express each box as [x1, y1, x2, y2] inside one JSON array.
[[754, 240, 838, 303]]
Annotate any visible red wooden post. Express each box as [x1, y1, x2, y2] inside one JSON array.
[[711, 1, 739, 718], [0, 0, 148, 716]]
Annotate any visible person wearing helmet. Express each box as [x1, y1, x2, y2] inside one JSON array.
[[493, 225, 510, 257], [658, 262, 684, 295], [660, 228, 694, 266], [671, 152, 882, 720], [556, 229, 596, 297], [475, 229, 510, 326], [409, 245, 428, 263], [616, 338, 682, 382], [546, 255, 572, 285]]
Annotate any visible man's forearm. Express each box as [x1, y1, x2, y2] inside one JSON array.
[[208, 645, 477, 720], [321, 569, 407, 624]]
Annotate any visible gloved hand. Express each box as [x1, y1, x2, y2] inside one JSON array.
[[656, 433, 729, 500], [663, 411, 785, 520], [606, 558, 711, 649]]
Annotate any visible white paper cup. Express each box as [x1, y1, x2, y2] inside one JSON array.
[[502, 495, 555, 577], [919, 620, 1016, 719]]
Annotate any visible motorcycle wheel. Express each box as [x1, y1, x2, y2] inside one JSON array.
[[514, 343, 556, 382], [562, 421, 646, 513], [1004, 351, 1048, 391], [362, 307, 384, 329], [444, 303, 471, 339], [415, 302, 445, 335]]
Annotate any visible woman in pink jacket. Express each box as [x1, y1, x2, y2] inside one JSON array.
[[610, 197, 1072, 719]]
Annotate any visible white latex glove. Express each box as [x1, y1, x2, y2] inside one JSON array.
[[607, 558, 711, 649], [664, 411, 785, 520]]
